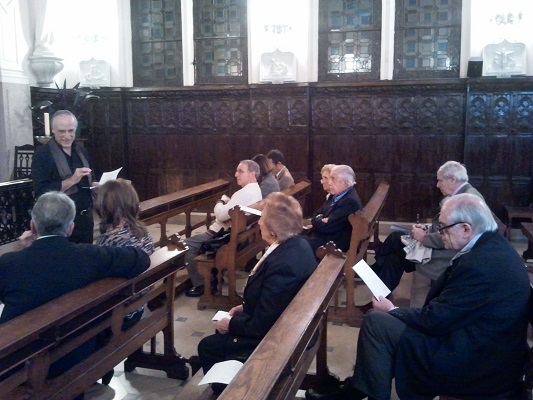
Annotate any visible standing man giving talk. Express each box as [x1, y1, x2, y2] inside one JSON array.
[[32, 110, 96, 243]]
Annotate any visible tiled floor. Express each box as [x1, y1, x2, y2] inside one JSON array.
[[83, 220, 530, 400]]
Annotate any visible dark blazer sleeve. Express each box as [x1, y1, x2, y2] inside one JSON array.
[[32, 145, 63, 197], [81, 245, 151, 279], [229, 239, 317, 338], [311, 188, 362, 235]]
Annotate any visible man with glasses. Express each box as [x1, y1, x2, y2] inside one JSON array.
[[183, 160, 262, 297], [364, 161, 484, 302], [306, 193, 530, 400]]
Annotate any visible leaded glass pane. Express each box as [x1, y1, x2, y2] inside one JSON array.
[[394, 0, 461, 79], [194, 0, 247, 84], [319, 0, 381, 81], [131, 0, 183, 86]]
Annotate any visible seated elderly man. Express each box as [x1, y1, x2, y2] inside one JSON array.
[[306, 193, 530, 400], [0, 191, 150, 393], [368, 161, 483, 299], [184, 160, 262, 297], [303, 165, 362, 254]]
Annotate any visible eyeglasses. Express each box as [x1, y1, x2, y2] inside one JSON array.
[[436, 221, 466, 234]]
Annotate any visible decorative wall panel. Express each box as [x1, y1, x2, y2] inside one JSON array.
[[0, 180, 34, 244], [31, 78, 533, 221]]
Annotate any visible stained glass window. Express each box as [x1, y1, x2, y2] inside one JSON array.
[[194, 0, 248, 84], [318, 0, 381, 81], [131, 0, 183, 86], [394, 0, 462, 79]]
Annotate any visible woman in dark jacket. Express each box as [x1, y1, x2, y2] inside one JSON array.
[[197, 192, 317, 390]]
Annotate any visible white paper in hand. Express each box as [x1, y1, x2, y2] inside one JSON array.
[[198, 360, 244, 385], [98, 167, 123, 186], [353, 259, 391, 300]]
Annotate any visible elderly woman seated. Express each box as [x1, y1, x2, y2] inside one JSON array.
[[197, 192, 317, 393]]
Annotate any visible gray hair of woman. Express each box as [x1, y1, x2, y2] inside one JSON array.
[[321, 164, 336, 175], [261, 192, 303, 242], [31, 191, 76, 236], [441, 193, 497, 235]]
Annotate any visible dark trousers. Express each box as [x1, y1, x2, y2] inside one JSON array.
[[372, 231, 416, 291], [70, 210, 94, 244], [351, 312, 408, 400], [198, 332, 260, 374]]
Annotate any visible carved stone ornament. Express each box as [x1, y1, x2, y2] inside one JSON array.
[[260, 49, 296, 84], [79, 58, 110, 88], [482, 39, 526, 77], [28, 55, 64, 87]]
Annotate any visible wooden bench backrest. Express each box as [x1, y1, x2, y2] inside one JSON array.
[[219, 206, 265, 268], [0, 237, 187, 399], [218, 246, 346, 400], [196, 181, 313, 310], [139, 179, 230, 245], [326, 181, 390, 326], [249, 180, 311, 212], [346, 181, 390, 268]]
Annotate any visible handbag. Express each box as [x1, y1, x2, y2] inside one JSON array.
[[199, 229, 232, 258]]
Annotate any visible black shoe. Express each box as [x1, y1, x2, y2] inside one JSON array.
[[305, 381, 367, 400], [186, 285, 204, 297], [187, 355, 202, 375], [101, 369, 114, 385]]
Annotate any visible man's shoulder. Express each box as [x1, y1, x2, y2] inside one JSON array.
[[33, 143, 52, 159], [458, 183, 484, 199]]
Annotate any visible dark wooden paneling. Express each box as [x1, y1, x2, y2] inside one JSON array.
[[465, 81, 533, 219], [31, 78, 533, 221]]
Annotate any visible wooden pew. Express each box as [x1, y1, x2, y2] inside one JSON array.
[[196, 205, 266, 310], [177, 244, 345, 400], [195, 180, 312, 311], [0, 236, 189, 400], [327, 181, 390, 326], [215, 244, 346, 399], [139, 179, 231, 246]]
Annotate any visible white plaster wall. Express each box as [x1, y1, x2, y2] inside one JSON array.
[[0, 0, 33, 182], [248, 0, 312, 84], [468, 0, 533, 76], [43, 0, 132, 88]]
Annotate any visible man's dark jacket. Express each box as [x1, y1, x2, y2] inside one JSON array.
[[390, 231, 530, 399], [0, 236, 150, 324]]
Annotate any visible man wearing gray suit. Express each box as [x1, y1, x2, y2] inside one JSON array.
[[369, 161, 484, 294]]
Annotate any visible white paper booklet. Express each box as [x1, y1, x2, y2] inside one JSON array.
[[352, 259, 391, 300], [239, 205, 262, 216], [198, 360, 244, 385], [98, 167, 123, 186]]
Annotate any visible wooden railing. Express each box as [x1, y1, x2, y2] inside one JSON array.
[[139, 179, 231, 246]]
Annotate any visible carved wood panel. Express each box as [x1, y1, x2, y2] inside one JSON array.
[[33, 78, 533, 221], [309, 82, 466, 220], [465, 82, 533, 217]]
